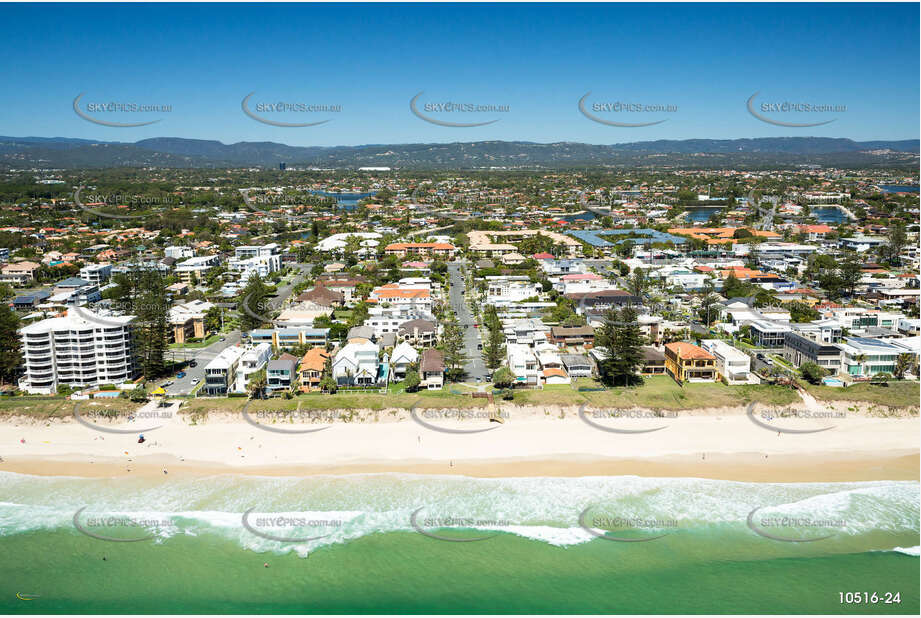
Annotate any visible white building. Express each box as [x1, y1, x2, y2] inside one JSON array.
[[503, 318, 550, 347], [333, 339, 380, 386], [228, 253, 281, 280], [175, 255, 221, 283], [164, 246, 194, 260], [506, 343, 540, 386], [485, 276, 541, 305], [390, 341, 419, 381], [316, 232, 381, 253], [235, 243, 280, 260], [700, 339, 752, 384], [202, 346, 246, 395], [233, 343, 273, 393], [554, 273, 614, 295], [78, 263, 112, 285], [18, 309, 137, 394]]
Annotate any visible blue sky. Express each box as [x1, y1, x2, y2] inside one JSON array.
[[1, 2, 918, 146]]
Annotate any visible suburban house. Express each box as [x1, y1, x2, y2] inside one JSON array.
[[700, 339, 751, 384], [295, 285, 345, 308], [560, 354, 594, 378], [542, 368, 571, 385], [507, 343, 541, 386], [332, 339, 380, 386], [419, 348, 445, 390], [266, 353, 298, 394], [299, 346, 330, 392], [390, 341, 419, 381], [203, 346, 246, 395], [640, 346, 667, 375], [748, 320, 791, 349], [664, 342, 717, 383], [234, 343, 272, 393], [549, 325, 595, 347], [568, 290, 640, 311], [398, 318, 437, 346], [314, 276, 365, 303]]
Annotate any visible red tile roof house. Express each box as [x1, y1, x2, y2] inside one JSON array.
[[797, 224, 834, 241]]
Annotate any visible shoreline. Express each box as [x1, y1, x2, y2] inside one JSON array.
[[2, 450, 918, 482]]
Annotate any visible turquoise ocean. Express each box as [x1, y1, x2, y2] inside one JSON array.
[[0, 472, 918, 614]]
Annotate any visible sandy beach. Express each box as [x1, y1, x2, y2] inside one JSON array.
[[1, 401, 917, 482]]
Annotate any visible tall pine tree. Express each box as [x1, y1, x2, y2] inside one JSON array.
[[595, 306, 644, 387], [482, 306, 505, 370], [0, 305, 22, 385], [610, 306, 644, 387], [440, 316, 466, 382]]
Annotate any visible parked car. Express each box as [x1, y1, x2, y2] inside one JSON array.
[[191, 378, 200, 385]]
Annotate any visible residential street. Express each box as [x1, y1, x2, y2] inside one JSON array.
[[163, 263, 310, 395], [447, 262, 488, 383]]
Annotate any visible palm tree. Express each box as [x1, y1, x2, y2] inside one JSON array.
[[852, 354, 868, 377], [894, 353, 915, 380], [248, 369, 267, 399]]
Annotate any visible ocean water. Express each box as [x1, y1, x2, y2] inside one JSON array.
[[1, 472, 918, 614]]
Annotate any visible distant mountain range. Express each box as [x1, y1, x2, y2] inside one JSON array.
[[0, 136, 917, 170]]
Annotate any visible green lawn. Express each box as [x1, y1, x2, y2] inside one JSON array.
[[803, 380, 920, 409]]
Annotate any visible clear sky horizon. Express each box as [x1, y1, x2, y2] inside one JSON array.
[[2, 2, 918, 146]]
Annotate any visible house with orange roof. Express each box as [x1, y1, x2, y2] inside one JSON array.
[[668, 227, 781, 245], [664, 342, 717, 384], [797, 224, 834, 241], [367, 285, 433, 314], [298, 346, 330, 392]]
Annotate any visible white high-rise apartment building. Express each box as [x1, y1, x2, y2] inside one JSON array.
[[18, 309, 137, 394]]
